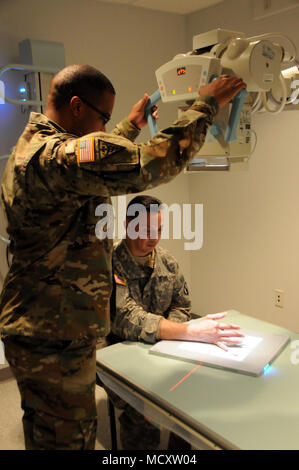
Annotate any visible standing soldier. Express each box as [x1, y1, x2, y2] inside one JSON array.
[[0, 64, 246, 449]]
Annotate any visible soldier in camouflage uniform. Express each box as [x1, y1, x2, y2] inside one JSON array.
[[0, 64, 245, 449], [112, 200, 192, 345], [108, 195, 191, 450], [108, 195, 244, 450]]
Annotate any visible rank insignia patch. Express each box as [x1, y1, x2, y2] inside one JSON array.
[[77, 137, 95, 163], [99, 140, 125, 159]]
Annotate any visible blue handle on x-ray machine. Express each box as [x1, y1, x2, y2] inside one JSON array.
[[209, 74, 249, 143], [145, 86, 248, 141], [145, 89, 161, 137], [224, 88, 248, 143]]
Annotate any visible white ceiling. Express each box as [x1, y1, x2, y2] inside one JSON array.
[[97, 0, 223, 15]]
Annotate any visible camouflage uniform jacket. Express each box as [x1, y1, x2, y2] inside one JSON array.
[[111, 240, 191, 344], [0, 95, 218, 340]]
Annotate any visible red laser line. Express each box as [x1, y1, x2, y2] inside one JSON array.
[[169, 362, 202, 392]]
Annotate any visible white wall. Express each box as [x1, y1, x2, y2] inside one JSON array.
[[0, 0, 192, 289], [186, 0, 299, 330], [2, 0, 298, 329]]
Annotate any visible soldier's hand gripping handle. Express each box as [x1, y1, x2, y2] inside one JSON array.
[[199, 75, 247, 108], [128, 93, 158, 130]]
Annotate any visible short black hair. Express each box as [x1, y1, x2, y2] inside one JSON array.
[[126, 195, 163, 220], [51, 64, 115, 110]]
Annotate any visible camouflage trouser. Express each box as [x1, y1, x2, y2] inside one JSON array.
[[105, 388, 160, 450], [3, 335, 97, 450]]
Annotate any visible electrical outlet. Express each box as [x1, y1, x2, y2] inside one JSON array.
[[274, 289, 284, 308]]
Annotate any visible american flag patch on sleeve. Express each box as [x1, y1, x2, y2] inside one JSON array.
[[77, 137, 95, 164]]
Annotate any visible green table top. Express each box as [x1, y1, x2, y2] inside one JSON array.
[[96, 310, 299, 450]]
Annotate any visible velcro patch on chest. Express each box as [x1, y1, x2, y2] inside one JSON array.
[[114, 274, 127, 286], [98, 140, 125, 159], [77, 137, 95, 163]]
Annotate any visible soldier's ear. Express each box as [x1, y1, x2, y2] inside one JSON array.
[[70, 96, 84, 117]]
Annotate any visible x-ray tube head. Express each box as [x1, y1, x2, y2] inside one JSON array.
[[220, 38, 283, 92]]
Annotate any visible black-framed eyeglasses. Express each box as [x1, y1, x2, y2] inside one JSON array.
[[78, 96, 111, 125]]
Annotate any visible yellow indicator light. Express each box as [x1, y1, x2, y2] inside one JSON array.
[[172, 89, 176, 95]]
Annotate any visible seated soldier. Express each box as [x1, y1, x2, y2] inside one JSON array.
[[107, 195, 243, 450]]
